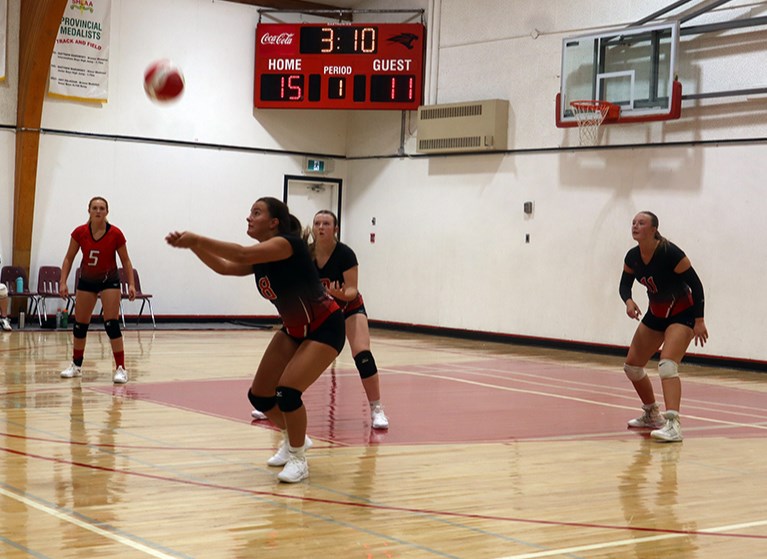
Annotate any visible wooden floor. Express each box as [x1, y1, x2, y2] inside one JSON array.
[[1, 326, 766, 558]]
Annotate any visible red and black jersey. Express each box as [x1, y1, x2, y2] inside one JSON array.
[[252, 235, 339, 336], [315, 241, 364, 313], [624, 241, 693, 318], [71, 223, 126, 282]]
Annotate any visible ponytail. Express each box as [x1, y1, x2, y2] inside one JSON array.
[[287, 214, 302, 236], [257, 197, 302, 236]]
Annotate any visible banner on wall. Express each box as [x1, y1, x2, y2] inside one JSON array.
[[0, 0, 7, 82], [49, 0, 111, 102]]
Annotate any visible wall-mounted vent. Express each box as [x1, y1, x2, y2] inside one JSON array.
[[416, 99, 509, 154]]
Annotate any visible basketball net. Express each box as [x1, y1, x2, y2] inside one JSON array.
[[570, 100, 615, 146]]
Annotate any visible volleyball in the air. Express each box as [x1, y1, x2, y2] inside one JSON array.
[[144, 59, 185, 102]]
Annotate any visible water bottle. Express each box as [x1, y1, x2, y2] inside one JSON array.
[[18, 312, 25, 329], [61, 309, 69, 328], [56, 308, 62, 329], [15, 276, 23, 294]]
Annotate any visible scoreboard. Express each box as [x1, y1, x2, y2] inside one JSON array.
[[254, 23, 426, 110]]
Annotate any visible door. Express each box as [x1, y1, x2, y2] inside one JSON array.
[[283, 175, 343, 236]]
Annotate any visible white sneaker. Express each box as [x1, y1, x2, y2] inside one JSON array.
[[267, 435, 313, 467], [371, 404, 389, 429], [277, 454, 309, 483], [627, 403, 664, 429], [251, 409, 267, 420], [651, 411, 683, 442], [113, 366, 128, 384], [0, 317, 11, 331], [60, 362, 82, 378]]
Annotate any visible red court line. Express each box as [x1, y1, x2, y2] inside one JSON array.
[[2, 445, 765, 541], [0, 431, 270, 452]]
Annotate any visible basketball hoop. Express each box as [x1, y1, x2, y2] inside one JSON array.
[[569, 100, 619, 146]]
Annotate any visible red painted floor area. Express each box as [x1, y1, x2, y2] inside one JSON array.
[[97, 359, 767, 446]]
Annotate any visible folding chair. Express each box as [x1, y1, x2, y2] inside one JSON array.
[[120, 268, 156, 328], [1, 266, 37, 314], [32, 265, 72, 325]]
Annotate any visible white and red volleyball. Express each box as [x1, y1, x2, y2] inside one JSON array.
[[143, 59, 185, 102]]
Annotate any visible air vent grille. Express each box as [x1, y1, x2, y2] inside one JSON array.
[[419, 104, 483, 120], [416, 99, 508, 154]]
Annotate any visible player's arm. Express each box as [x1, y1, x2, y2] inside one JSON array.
[[116, 244, 136, 301], [166, 231, 292, 276], [329, 265, 359, 302], [188, 245, 253, 276], [619, 264, 641, 320], [674, 256, 708, 346], [60, 238, 80, 298]]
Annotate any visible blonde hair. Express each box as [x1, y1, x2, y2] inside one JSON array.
[[88, 196, 110, 224], [308, 210, 339, 258], [640, 210, 668, 246]]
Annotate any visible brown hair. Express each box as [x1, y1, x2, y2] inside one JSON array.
[[256, 197, 301, 236]]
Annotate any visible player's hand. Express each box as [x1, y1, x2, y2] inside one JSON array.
[[60, 285, 69, 299], [693, 318, 708, 347], [625, 300, 642, 320], [327, 281, 342, 299], [166, 231, 197, 248], [165, 231, 182, 246], [128, 285, 136, 302]]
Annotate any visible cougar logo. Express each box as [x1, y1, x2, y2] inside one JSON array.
[[388, 33, 419, 49]]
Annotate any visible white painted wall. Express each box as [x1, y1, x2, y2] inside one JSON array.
[[345, 0, 767, 363], [345, 144, 764, 361], [1, 0, 766, 362]]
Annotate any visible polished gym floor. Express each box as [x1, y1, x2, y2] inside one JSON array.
[[1, 327, 765, 558]]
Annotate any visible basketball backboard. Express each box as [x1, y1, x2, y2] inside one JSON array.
[[556, 22, 681, 127]]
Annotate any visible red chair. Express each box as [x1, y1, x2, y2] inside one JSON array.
[[32, 265, 73, 325], [0, 266, 36, 314], [119, 268, 155, 328]]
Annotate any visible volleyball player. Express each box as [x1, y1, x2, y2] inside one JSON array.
[[166, 197, 344, 483], [60, 196, 135, 384], [620, 211, 708, 442], [0, 284, 11, 330], [310, 209, 388, 429]]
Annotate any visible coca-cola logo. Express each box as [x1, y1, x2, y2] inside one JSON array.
[[260, 33, 295, 45]]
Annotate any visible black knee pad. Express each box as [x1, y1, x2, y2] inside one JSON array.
[[276, 386, 303, 413], [247, 389, 277, 413], [73, 321, 90, 339], [354, 350, 378, 379], [104, 319, 122, 339]]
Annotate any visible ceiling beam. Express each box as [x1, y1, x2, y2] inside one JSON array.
[[221, 0, 354, 21], [13, 0, 68, 295], [221, 0, 349, 10]]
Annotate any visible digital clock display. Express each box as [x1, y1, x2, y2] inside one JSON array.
[[299, 26, 378, 54], [254, 23, 425, 110]]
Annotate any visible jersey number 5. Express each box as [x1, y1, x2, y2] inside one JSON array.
[[87, 250, 100, 267]]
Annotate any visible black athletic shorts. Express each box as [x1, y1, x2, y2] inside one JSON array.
[[77, 274, 121, 293], [642, 305, 696, 332], [344, 302, 367, 319], [281, 309, 345, 354]]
